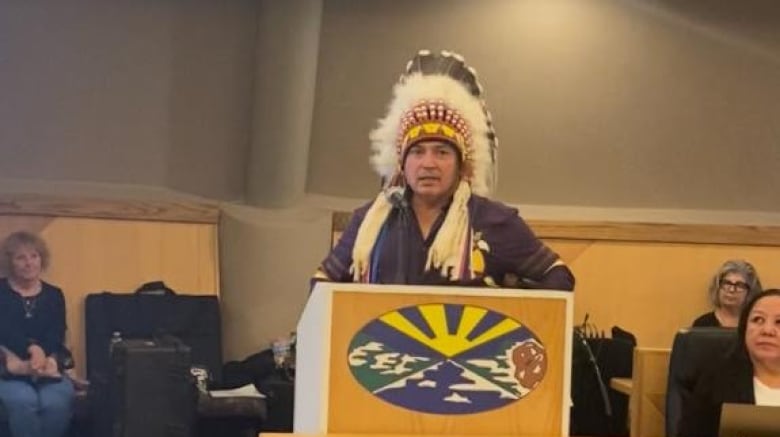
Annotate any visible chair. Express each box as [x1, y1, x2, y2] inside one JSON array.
[[665, 327, 737, 437]]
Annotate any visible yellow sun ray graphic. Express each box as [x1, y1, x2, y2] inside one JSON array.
[[379, 304, 522, 357]]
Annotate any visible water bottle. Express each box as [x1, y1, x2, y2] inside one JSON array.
[[190, 365, 210, 394], [109, 331, 123, 356], [271, 337, 291, 369]]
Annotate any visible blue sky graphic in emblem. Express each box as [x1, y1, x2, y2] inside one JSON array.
[[347, 303, 547, 414]]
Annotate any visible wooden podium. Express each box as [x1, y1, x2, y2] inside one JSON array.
[[283, 282, 573, 437]]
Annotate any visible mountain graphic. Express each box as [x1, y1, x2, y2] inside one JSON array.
[[347, 303, 547, 414], [372, 360, 518, 414], [459, 341, 538, 398], [348, 333, 436, 391]]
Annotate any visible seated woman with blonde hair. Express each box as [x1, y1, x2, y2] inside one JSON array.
[[0, 231, 74, 437], [692, 259, 763, 328]]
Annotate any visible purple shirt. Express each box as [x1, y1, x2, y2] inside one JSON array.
[[318, 195, 574, 291]]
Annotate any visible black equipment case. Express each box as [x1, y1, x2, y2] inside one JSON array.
[[107, 338, 196, 437]]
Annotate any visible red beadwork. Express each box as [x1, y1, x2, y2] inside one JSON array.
[[397, 100, 473, 152]]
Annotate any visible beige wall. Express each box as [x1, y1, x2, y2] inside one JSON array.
[[308, 0, 780, 211], [2, 0, 780, 359], [3, 0, 780, 210], [218, 204, 331, 360], [0, 0, 256, 200]]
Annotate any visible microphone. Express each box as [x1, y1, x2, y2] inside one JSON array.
[[574, 320, 613, 418], [384, 186, 408, 210], [383, 186, 408, 284]]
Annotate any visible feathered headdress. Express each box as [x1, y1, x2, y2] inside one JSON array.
[[351, 50, 499, 282]]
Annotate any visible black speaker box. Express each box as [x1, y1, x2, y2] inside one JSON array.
[[108, 338, 196, 437]]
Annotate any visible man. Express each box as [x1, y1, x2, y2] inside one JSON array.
[[314, 50, 574, 291]]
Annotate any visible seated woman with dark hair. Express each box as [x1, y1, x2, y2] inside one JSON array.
[[679, 288, 780, 437], [0, 231, 74, 437], [692, 259, 763, 328]]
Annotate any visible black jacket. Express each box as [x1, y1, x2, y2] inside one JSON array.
[[691, 311, 721, 328], [678, 351, 754, 437]]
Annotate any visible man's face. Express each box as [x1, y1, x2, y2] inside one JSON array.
[[403, 140, 461, 204]]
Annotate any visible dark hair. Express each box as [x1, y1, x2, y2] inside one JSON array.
[[0, 231, 51, 276], [707, 259, 763, 308], [403, 138, 461, 159], [736, 289, 780, 355]]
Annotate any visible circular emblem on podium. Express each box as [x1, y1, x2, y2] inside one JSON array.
[[347, 303, 547, 414]]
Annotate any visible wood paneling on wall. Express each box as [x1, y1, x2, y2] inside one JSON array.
[[0, 194, 219, 223], [557, 239, 780, 348], [333, 212, 780, 348], [0, 196, 220, 376]]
